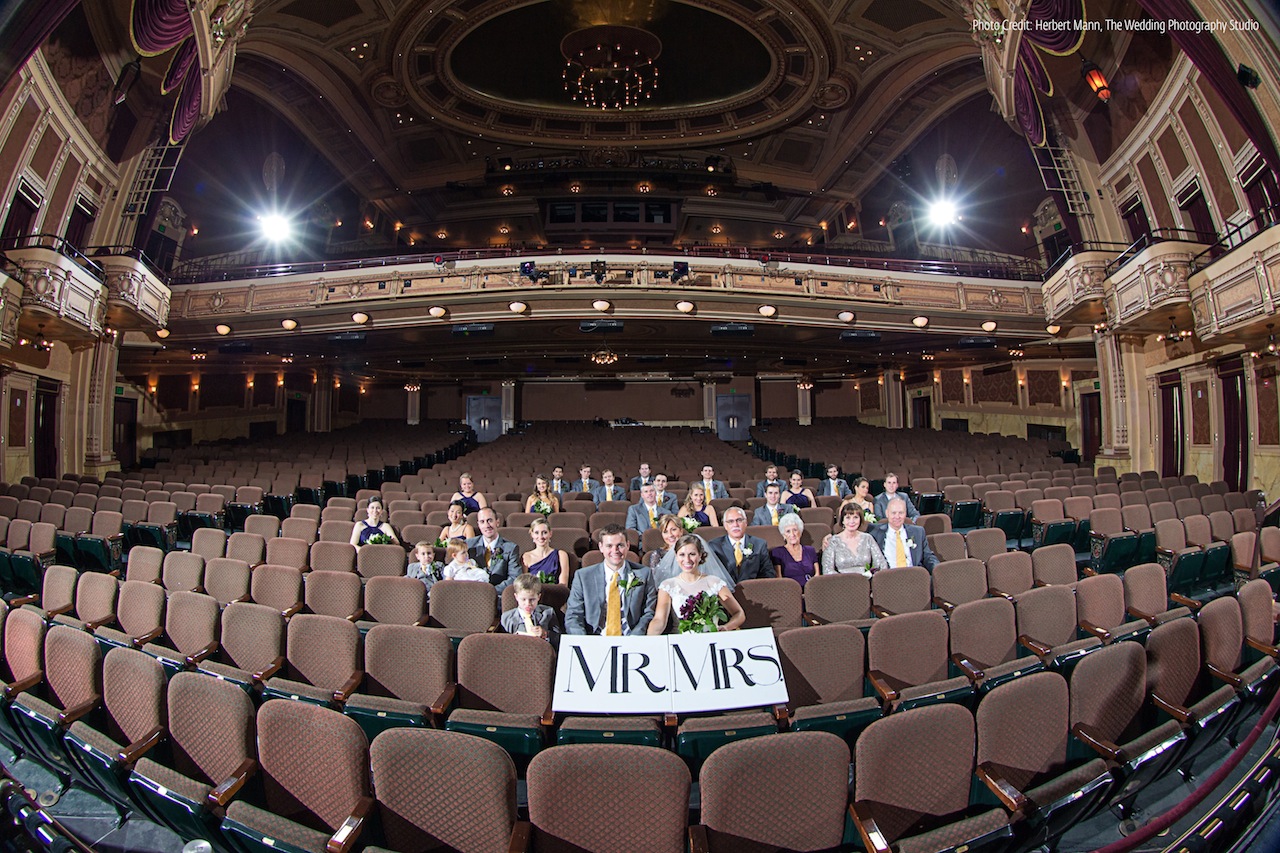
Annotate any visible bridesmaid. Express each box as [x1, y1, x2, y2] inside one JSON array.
[[521, 516, 570, 585]]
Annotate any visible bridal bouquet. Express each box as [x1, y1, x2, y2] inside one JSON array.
[[678, 591, 728, 633], [532, 499, 553, 517], [366, 533, 395, 545], [679, 515, 700, 532]]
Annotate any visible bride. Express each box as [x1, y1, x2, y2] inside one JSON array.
[[648, 534, 746, 635]]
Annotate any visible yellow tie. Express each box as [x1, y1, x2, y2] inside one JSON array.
[[649, 508, 656, 525], [734, 541, 743, 567], [770, 507, 778, 526], [832, 482, 838, 496], [605, 573, 622, 636], [606, 487, 613, 501], [894, 531, 907, 568]]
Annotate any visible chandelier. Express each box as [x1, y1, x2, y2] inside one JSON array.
[[796, 376, 814, 391], [591, 347, 619, 365], [562, 25, 661, 109], [1156, 315, 1192, 343]]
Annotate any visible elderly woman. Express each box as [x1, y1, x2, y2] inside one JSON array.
[[771, 513, 819, 587], [823, 504, 889, 576], [449, 472, 488, 513], [350, 497, 400, 546]]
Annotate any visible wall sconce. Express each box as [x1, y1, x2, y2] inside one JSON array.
[[428, 306, 447, 318], [351, 312, 370, 324], [281, 319, 298, 331], [359, 386, 366, 395], [637, 182, 652, 194], [215, 324, 232, 336], [758, 305, 777, 318], [148, 384, 157, 395], [877, 377, 883, 385], [710, 224, 722, 235], [498, 225, 510, 235], [797, 376, 814, 391], [436, 229, 447, 239], [1080, 56, 1111, 103], [500, 186, 514, 196], [912, 316, 929, 328], [334, 378, 341, 389], [277, 376, 285, 386], [191, 382, 200, 392], [247, 379, 254, 388]]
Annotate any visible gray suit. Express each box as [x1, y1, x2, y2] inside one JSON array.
[[466, 535, 522, 591], [625, 502, 672, 531], [755, 479, 785, 498], [500, 604, 561, 648], [629, 476, 653, 492], [870, 523, 938, 571], [655, 492, 680, 513], [550, 479, 572, 495], [820, 478, 853, 499], [708, 535, 771, 583], [695, 480, 730, 500], [751, 503, 796, 527], [564, 562, 657, 636], [874, 491, 920, 521], [571, 478, 600, 493], [591, 484, 627, 505]]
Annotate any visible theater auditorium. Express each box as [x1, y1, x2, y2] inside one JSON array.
[[0, 0, 1279, 851]]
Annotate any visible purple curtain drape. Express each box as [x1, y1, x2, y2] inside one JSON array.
[[161, 37, 197, 95], [1135, 0, 1279, 178], [169, 63, 202, 144], [1024, 0, 1086, 54], [131, 0, 192, 56]]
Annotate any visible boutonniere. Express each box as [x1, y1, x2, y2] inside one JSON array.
[[905, 539, 916, 550], [740, 544, 754, 557], [617, 574, 643, 594]]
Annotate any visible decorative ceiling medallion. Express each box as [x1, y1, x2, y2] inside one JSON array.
[[812, 78, 851, 109], [370, 75, 408, 108]]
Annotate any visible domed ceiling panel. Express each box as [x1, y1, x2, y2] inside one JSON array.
[[398, 0, 836, 146]]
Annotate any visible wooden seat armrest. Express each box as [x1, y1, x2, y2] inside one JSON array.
[[326, 795, 373, 853], [106, 569, 122, 578], [1155, 546, 1175, 559], [4, 670, 44, 699], [1078, 619, 1111, 643], [987, 586, 1015, 603], [1029, 516, 1044, 527], [186, 641, 219, 667], [508, 821, 532, 853], [976, 762, 1029, 813], [1207, 661, 1244, 689], [118, 725, 166, 765], [281, 601, 304, 619], [130, 627, 165, 648], [932, 596, 955, 615], [253, 655, 285, 684], [850, 802, 892, 853], [413, 616, 430, 627], [663, 713, 679, 730], [345, 608, 366, 623], [208, 758, 256, 807], [1089, 530, 1105, 544], [233, 594, 252, 604], [870, 605, 896, 619], [866, 669, 899, 705], [802, 613, 826, 626], [1126, 606, 1158, 627], [770, 704, 788, 724], [1245, 636, 1280, 659], [83, 616, 116, 632], [1032, 579, 1050, 588], [1168, 593, 1203, 611], [333, 670, 364, 703], [1072, 722, 1124, 762], [688, 825, 710, 853], [1079, 567, 1098, 577], [1150, 692, 1194, 724], [192, 584, 206, 595], [1017, 634, 1053, 658], [951, 653, 984, 684], [429, 682, 457, 719], [8, 594, 38, 607], [540, 704, 555, 728], [58, 695, 102, 726]]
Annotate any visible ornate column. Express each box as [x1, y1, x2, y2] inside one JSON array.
[[797, 380, 812, 426], [702, 381, 717, 428], [1094, 330, 1150, 471], [882, 371, 904, 429], [310, 368, 333, 433], [405, 382, 421, 425], [501, 380, 515, 433], [70, 335, 119, 477]]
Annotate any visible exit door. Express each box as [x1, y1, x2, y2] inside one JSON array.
[[717, 394, 750, 440], [466, 395, 503, 442]]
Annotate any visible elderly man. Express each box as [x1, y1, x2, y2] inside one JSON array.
[[626, 483, 672, 532], [752, 483, 796, 527], [873, 472, 919, 521], [870, 497, 937, 571], [466, 507, 522, 591], [565, 525, 657, 635], [709, 507, 771, 583]]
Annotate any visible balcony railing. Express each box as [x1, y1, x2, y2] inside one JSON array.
[[0, 233, 104, 281], [170, 243, 1045, 286], [1103, 228, 1216, 278], [1192, 204, 1280, 271]]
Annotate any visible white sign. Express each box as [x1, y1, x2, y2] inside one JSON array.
[[552, 628, 789, 714]]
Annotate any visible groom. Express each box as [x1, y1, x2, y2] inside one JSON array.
[[565, 524, 657, 635]]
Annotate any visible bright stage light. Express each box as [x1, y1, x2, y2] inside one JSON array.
[[259, 213, 293, 242], [928, 200, 958, 227]]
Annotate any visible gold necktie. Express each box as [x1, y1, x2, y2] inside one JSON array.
[[649, 508, 656, 525], [771, 507, 778, 526], [605, 574, 622, 636], [894, 531, 907, 568], [734, 542, 743, 567], [832, 482, 838, 496], [606, 487, 613, 501]]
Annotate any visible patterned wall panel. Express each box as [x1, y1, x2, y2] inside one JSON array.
[[1256, 365, 1279, 446], [1071, 369, 1099, 384], [970, 369, 1017, 404], [941, 369, 965, 403], [1191, 380, 1210, 445], [1026, 370, 1061, 406], [859, 381, 881, 412]]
